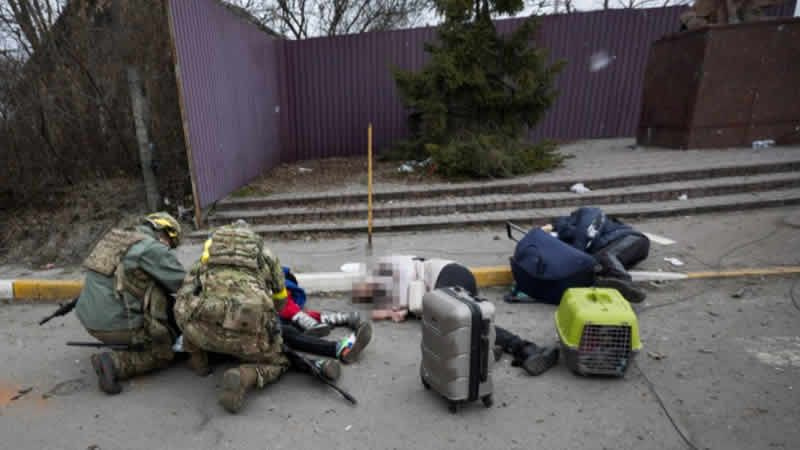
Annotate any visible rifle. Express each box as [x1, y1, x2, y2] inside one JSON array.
[[39, 297, 79, 325], [283, 345, 357, 405], [67, 341, 145, 351]]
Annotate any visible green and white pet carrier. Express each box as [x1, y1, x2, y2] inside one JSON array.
[[555, 288, 642, 376]]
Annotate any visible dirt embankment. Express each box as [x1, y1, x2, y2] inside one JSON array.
[[0, 177, 152, 268]]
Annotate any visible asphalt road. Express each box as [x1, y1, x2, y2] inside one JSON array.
[[1, 208, 799, 450]]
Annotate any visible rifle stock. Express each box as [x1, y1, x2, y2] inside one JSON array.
[[283, 345, 357, 405]]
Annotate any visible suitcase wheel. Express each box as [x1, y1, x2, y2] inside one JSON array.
[[448, 401, 458, 414], [481, 394, 493, 408]]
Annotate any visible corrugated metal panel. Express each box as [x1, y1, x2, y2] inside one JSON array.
[[282, 7, 690, 159], [169, 1, 796, 207], [168, 0, 284, 209]]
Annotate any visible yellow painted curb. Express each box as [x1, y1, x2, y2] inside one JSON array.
[[12, 280, 83, 301], [686, 266, 800, 279], [471, 266, 513, 287], [469, 265, 800, 288]]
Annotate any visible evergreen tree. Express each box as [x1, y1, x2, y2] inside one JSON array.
[[394, 0, 565, 178]]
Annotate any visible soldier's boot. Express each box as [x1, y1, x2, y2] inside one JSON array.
[[320, 311, 364, 330], [91, 352, 122, 395], [219, 367, 259, 414], [310, 357, 341, 382], [184, 339, 211, 376], [512, 344, 559, 376], [336, 321, 373, 364], [292, 311, 331, 337]]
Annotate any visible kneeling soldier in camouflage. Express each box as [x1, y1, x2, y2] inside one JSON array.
[[175, 222, 340, 413], [74, 212, 186, 395]]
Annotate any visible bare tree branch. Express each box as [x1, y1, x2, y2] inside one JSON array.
[[224, 0, 431, 38]]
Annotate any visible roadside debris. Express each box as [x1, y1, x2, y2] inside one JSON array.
[[647, 351, 667, 361], [664, 257, 685, 267], [752, 139, 775, 149], [569, 183, 591, 194], [398, 163, 414, 173], [731, 287, 747, 298], [298, 167, 313, 174], [678, 193, 688, 201], [397, 159, 431, 173]]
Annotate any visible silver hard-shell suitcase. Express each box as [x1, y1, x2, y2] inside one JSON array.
[[420, 286, 495, 412]]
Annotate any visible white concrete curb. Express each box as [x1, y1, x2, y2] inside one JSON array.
[[0, 280, 14, 300], [295, 272, 365, 294]]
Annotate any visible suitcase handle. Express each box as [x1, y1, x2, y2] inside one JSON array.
[[479, 319, 491, 383], [506, 221, 527, 243]]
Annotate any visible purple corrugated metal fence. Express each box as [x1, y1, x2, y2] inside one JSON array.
[[168, 2, 797, 209], [168, 0, 284, 209], [282, 7, 689, 161]]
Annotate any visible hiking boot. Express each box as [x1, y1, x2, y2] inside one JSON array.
[[320, 311, 364, 330], [91, 352, 122, 395], [337, 321, 373, 364], [595, 277, 646, 303], [292, 311, 331, 337], [512, 344, 559, 376], [219, 367, 258, 414], [311, 358, 341, 382], [188, 350, 211, 376]]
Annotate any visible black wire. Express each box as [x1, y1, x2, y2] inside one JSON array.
[[791, 277, 800, 313], [715, 227, 781, 270], [638, 286, 715, 314], [634, 362, 699, 450]]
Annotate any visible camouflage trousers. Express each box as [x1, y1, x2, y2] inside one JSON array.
[[181, 322, 289, 389], [88, 315, 174, 380]]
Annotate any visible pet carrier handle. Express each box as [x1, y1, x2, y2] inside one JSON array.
[[479, 319, 491, 382], [589, 290, 613, 304]]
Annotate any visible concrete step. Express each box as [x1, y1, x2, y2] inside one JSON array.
[[190, 187, 800, 239], [209, 172, 800, 226], [215, 159, 800, 211]]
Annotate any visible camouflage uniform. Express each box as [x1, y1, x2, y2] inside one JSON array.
[[175, 225, 290, 390], [75, 225, 185, 379]]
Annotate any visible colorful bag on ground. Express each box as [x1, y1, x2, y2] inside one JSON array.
[[282, 267, 306, 309]]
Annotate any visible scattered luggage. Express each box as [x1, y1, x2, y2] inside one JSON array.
[[506, 222, 597, 304], [420, 286, 495, 413], [555, 288, 641, 376]]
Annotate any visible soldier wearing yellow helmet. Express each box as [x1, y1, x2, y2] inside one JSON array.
[[74, 212, 186, 395]]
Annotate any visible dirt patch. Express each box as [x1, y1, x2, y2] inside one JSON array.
[[0, 382, 19, 407], [0, 177, 175, 269], [230, 157, 444, 197]]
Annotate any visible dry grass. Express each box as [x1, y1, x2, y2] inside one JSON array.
[[231, 156, 444, 197]]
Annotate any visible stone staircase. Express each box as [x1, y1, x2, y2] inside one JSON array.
[[192, 151, 800, 240]]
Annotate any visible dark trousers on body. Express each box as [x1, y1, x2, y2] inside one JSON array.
[[281, 322, 338, 358], [592, 235, 650, 280]]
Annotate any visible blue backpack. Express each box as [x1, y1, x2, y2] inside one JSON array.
[[510, 228, 597, 305]]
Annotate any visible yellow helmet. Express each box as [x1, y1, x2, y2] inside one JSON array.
[[144, 212, 182, 248]]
